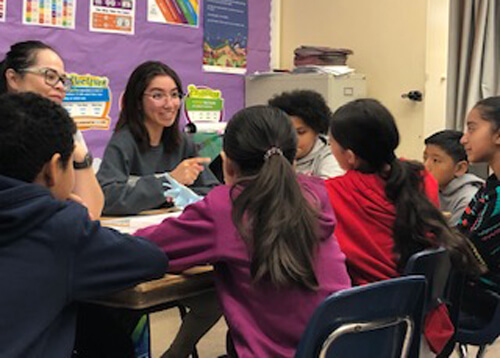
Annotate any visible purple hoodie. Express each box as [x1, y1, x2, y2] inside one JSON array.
[[136, 175, 350, 358]]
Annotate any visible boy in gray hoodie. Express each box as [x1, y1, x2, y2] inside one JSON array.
[[424, 130, 484, 225], [268, 90, 344, 179]]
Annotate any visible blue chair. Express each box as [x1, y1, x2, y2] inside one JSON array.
[[404, 247, 451, 313], [295, 276, 427, 358], [404, 247, 457, 357], [456, 289, 500, 358]]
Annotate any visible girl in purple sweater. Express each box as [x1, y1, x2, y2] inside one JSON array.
[[136, 106, 351, 357]]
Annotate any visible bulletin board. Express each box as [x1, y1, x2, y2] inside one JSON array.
[[0, 1, 271, 158]]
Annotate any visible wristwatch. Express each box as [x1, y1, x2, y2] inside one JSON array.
[[73, 152, 93, 170]]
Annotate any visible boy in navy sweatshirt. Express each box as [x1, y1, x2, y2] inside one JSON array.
[[0, 93, 168, 357]]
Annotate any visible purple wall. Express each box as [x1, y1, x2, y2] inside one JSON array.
[[0, 1, 271, 157]]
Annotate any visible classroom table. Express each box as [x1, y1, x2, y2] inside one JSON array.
[[88, 266, 215, 312], [94, 209, 215, 313], [82, 209, 214, 358]]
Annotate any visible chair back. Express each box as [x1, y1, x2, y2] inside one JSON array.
[[295, 276, 427, 358], [457, 289, 500, 347], [404, 247, 451, 312]]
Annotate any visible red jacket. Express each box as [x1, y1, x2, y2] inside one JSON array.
[[325, 169, 452, 354], [324, 170, 439, 286]]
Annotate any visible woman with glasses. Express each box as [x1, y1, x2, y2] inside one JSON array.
[[97, 61, 219, 216], [90, 61, 221, 358], [0, 40, 104, 220]]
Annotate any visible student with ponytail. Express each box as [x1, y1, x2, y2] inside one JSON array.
[[136, 105, 351, 358], [324, 98, 483, 355]]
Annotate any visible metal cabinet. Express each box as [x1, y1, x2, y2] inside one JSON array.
[[245, 72, 367, 112]]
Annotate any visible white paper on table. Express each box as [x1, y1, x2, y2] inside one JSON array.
[[102, 211, 182, 235]]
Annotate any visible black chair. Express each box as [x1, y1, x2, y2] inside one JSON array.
[[456, 289, 500, 358], [295, 276, 427, 358]]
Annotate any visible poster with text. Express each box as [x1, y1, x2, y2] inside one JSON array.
[[63, 73, 112, 131], [23, 0, 76, 29], [147, 0, 199, 28], [90, 0, 135, 35], [203, 0, 247, 74], [0, 0, 6, 22]]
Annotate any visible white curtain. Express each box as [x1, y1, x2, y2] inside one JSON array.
[[447, 0, 500, 130]]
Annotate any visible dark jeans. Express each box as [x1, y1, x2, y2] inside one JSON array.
[[73, 303, 140, 358], [74, 291, 222, 358]]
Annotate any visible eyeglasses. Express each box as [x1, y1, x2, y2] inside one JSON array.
[[20, 67, 72, 92], [143, 90, 184, 102]]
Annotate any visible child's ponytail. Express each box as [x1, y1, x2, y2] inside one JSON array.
[[225, 106, 321, 290], [386, 158, 485, 275], [330, 99, 484, 276]]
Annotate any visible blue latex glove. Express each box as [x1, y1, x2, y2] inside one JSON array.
[[159, 172, 203, 209]]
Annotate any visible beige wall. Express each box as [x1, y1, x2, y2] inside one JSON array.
[[424, 0, 450, 137], [280, 0, 430, 159]]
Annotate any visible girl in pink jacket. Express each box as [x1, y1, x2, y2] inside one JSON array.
[[136, 106, 350, 358]]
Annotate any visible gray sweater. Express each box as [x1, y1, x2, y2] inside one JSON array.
[[296, 135, 344, 179], [440, 173, 484, 225], [97, 127, 219, 215]]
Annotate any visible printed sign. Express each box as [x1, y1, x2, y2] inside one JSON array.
[[148, 0, 199, 27], [63, 73, 112, 131], [0, 0, 6, 22], [185, 84, 224, 123], [203, 0, 248, 74], [23, 0, 76, 29], [90, 0, 135, 35]]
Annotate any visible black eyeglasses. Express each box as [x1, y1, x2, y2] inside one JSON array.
[[21, 67, 72, 92]]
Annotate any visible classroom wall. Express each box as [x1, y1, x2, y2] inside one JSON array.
[[0, 1, 271, 158], [424, 0, 450, 138], [280, 0, 446, 160]]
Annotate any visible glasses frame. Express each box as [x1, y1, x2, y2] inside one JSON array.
[[143, 90, 184, 103], [20, 67, 72, 92]]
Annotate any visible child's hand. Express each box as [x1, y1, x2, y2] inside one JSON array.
[[170, 157, 211, 186], [68, 193, 95, 220]]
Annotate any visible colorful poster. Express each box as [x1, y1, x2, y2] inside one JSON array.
[[203, 0, 248, 74], [23, 0, 76, 29], [0, 0, 271, 157], [147, 0, 199, 28], [63, 73, 112, 131], [184, 84, 225, 129], [90, 0, 135, 35], [0, 0, 6, 22]]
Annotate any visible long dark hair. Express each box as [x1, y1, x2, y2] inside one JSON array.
[[330, 98, 484, 275], [0, 40, 55, 94], [116, 61, 182, 153], [224, 106, 321, 290], [474, 96, 500, 131]]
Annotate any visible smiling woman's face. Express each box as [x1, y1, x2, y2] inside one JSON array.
[[142, 74, 182, 134], [7, 49, 67, 105]]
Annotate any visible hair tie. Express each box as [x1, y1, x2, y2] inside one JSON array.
[[264, 146, 283, 161]]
